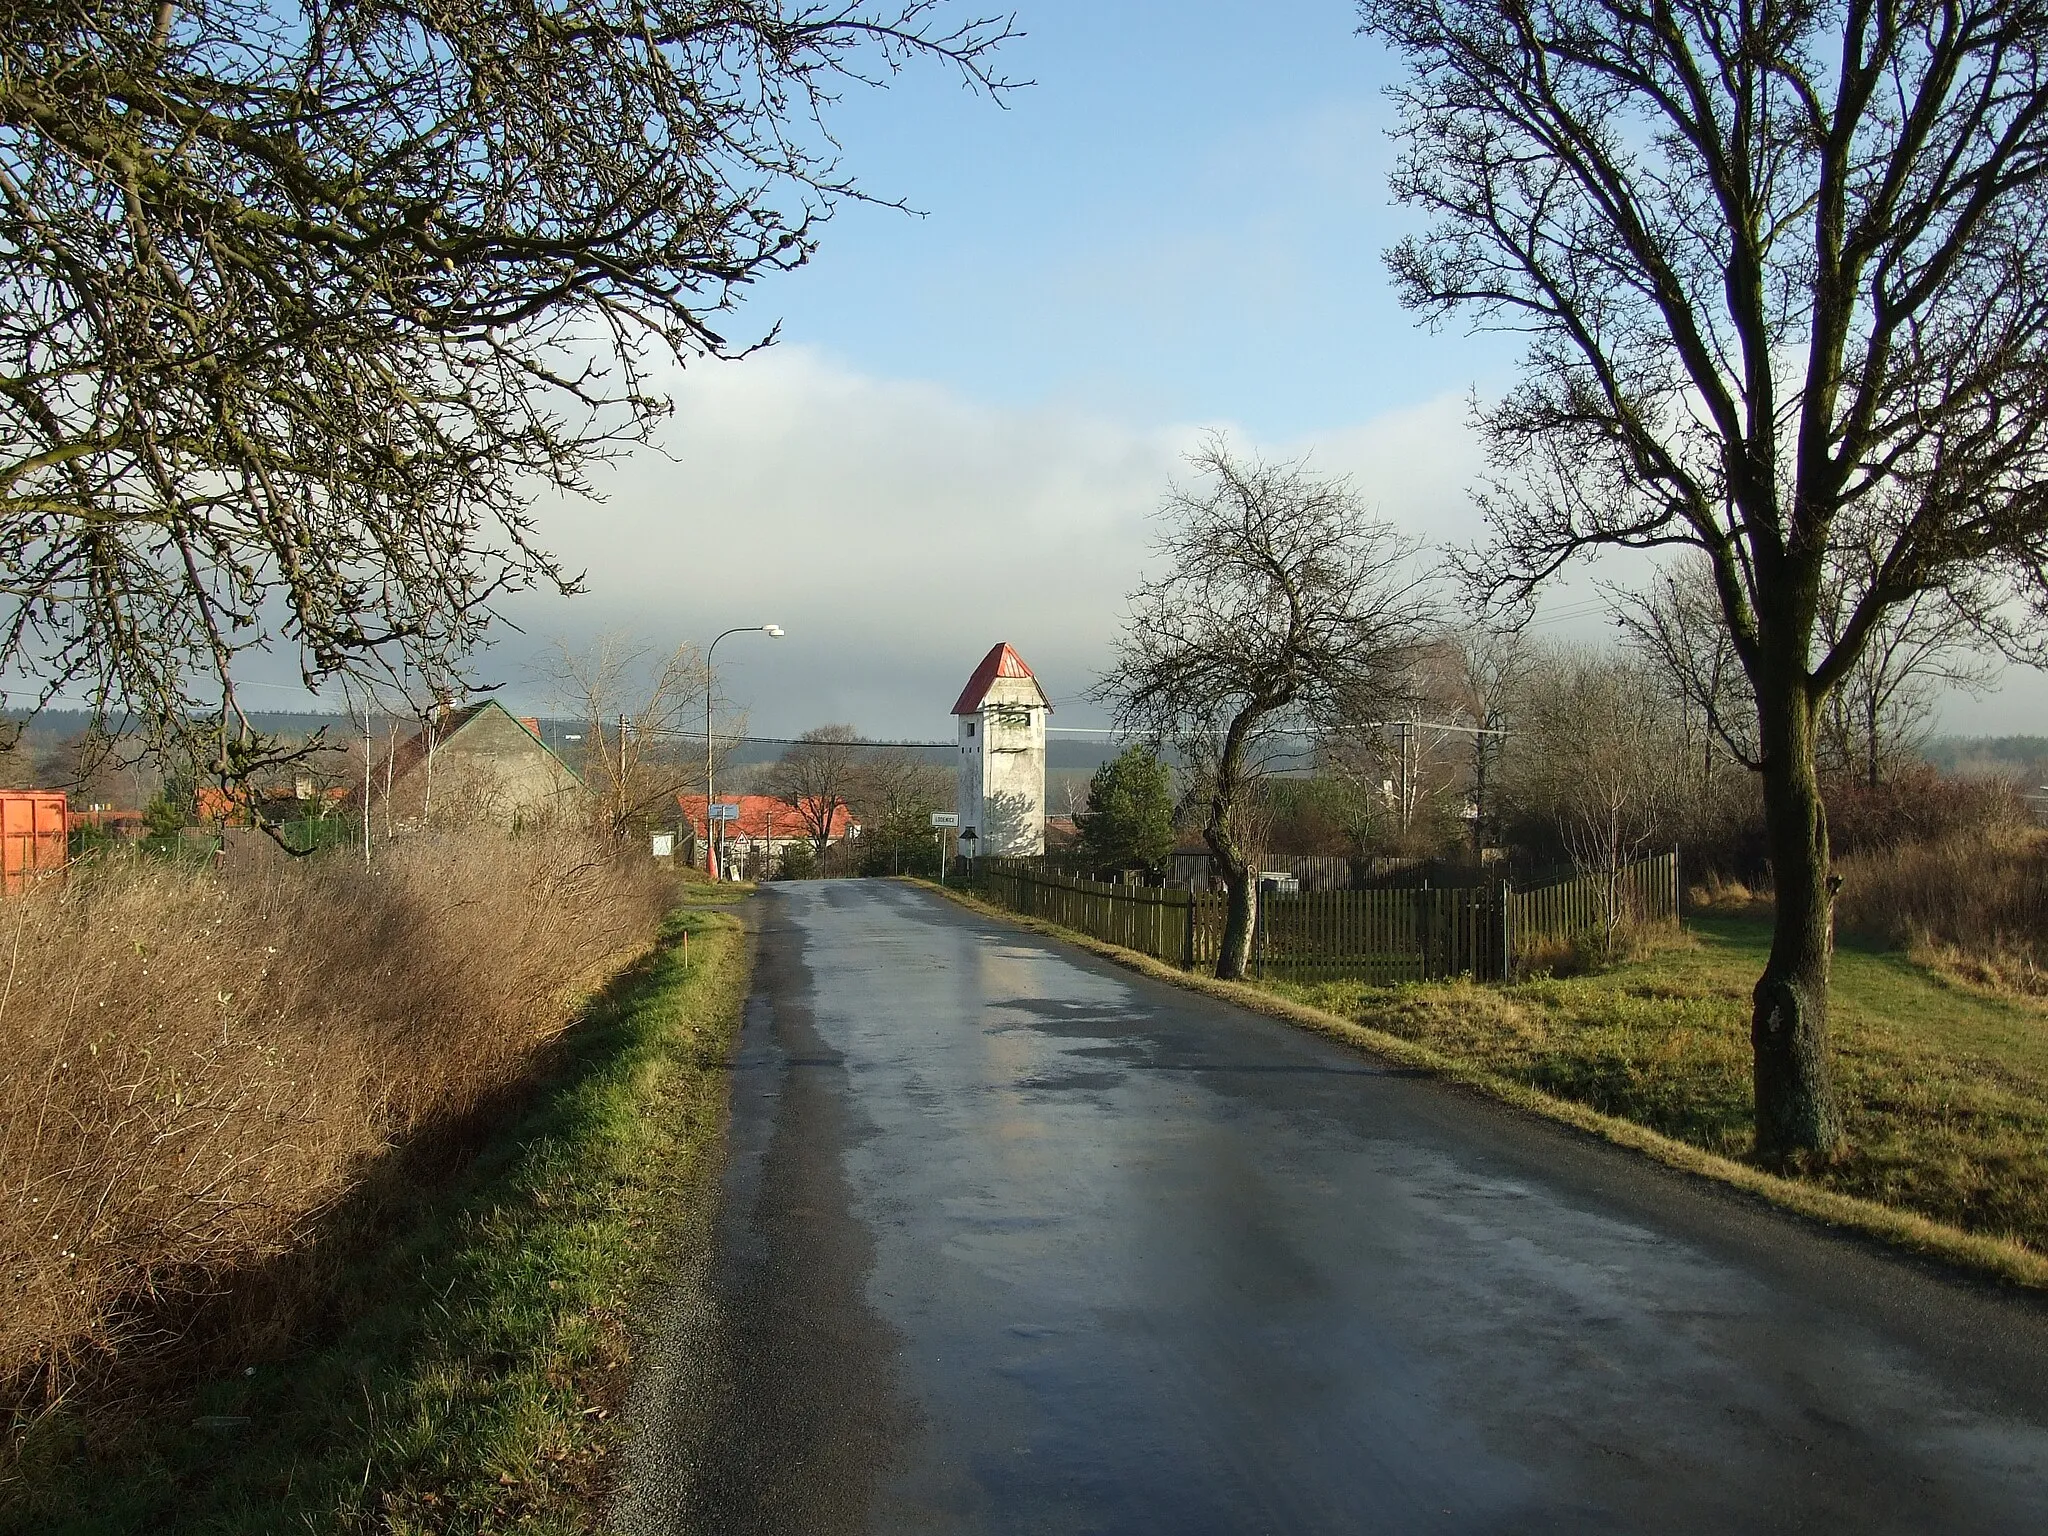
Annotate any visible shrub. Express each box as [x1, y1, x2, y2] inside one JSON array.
[[0, 831, 671, 1413], [1823, 765, 2031, 856], [141, 796, 187, 838], [1834, 825, 2048, 979]]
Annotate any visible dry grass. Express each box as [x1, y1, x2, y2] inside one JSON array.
[[1834, 826, 2048, 991], [1511, 917, 1698, 979], [1684, 872, 1775, 921], [0, 833, 672, 1415], [1273, 916, 2048, 1262]]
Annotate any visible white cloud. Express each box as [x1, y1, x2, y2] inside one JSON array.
[[497, 348, 1489, 737], [231, 343, 2036, 740]]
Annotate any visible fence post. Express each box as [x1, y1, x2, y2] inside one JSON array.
[[1498, 879, 1513, 981], [1254, 884, 1265, 980]]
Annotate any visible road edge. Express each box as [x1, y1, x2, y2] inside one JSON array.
[[912, 877, 2048, 1295]]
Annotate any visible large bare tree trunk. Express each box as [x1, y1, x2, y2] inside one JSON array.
[[1752, 688, 1844, 1162], [1208, 826, 1255, 980], [1207, 714, 1259, 981]]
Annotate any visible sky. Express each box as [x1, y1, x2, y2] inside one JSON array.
[[285, 0, 2044, 737]]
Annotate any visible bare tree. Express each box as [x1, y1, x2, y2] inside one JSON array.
[[1, 1, 1014, 786], [1612, 555, 1762, 792], [769, 725, 864, 859], [1509, 651, 1683, 958], [1619, 551, 1993, 795], [545, 632, 713, 837], [1815, 557, 1996, 790], [1366, 0, 2048, 1159], [1424, 624, 1531, 857], [1095, 438, 1433, 979], [851, 746, 952, 872]]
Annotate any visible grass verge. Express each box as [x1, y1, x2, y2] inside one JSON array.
[[918, 880, 2048, 1293], [1, 902, 752, 1535]]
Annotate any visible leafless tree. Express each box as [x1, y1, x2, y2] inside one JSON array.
[[1509, 650, 1683, 958], [851, 746, 951, 872], [1618, 551, 1993, 795], [545, 631, 716, 837], [1051, 771, 1094, 822], [1367, 0, 2048, 1159], [769, 724, 864, 859], [1095, 437, 1434, 979], [1422, 624, 1531, 856], [1815, 553, 1996, 790], [1611, 555, 1762, 793], [1, 1, 1014, 788]]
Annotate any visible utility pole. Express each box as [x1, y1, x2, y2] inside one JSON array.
[[361, 699, 372, 867], [705, 624, 784, 879], [1396, 719, 1410, 834]]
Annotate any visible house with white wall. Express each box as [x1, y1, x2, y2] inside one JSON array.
[[953, 642, 1049, 857]]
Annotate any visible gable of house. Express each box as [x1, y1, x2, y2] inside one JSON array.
[[371, 699, 584, 827]]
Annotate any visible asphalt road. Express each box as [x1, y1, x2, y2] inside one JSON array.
[[613, 880, 2048, 1535]]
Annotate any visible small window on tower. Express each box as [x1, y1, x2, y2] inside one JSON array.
[[967, 722, 976, 737]]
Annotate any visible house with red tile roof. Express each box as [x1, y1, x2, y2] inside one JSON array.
[[677, 793, 859, 880], [196, 780, 349, 827]]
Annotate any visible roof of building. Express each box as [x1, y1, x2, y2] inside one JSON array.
[[339, 698, 581, 808], [676, 793, 857, 841], [951, 642, 1052, 716], [198, 782, 350, 823]]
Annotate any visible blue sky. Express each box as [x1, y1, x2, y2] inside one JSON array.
[[496, 0, 1540, 736], [739, 0, 1516, 433], [268, 0, 2042, 737]]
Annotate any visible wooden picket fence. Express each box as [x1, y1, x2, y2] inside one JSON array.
[[1507, 851, 1680, 957], [975, 850, 1678, 982], [979, 862, 1202, 967]]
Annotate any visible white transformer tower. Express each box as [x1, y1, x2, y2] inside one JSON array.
[[952, 642, 1050, 858]]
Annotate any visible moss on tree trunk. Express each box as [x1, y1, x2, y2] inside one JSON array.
[[1752, 688, 1844, 1162]]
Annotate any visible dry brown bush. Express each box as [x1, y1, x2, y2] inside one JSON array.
[[1823, 765, 2032, 856], [1834, 825, 2048, 986], [0, 832, 670, 1412]]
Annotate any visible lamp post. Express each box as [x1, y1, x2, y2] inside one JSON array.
[[706, 624, 783, 879]]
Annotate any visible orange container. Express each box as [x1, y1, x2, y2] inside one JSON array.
[[1, 789, 68, 894]]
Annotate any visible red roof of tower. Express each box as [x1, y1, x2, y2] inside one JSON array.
[[951, 642, 1051, 716]]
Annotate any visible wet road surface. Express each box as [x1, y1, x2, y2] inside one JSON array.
[[614, 881, 2048, 1534]]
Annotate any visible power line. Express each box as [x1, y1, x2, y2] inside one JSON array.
[[620, 724, 957, 749]]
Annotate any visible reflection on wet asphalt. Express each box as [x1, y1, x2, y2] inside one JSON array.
[[621, 881, 2048, 1535]]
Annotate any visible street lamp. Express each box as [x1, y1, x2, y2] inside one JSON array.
[[706, 624, 784, 880]]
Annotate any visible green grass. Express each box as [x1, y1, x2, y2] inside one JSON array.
[[1266, 916, 2048, 1257], [1, 904, 751, 1535]]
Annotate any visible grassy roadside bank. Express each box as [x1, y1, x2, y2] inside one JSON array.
[[2, 897, 752, 1535], [919, 880, 2048, 1292]]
